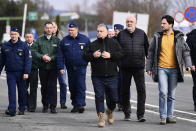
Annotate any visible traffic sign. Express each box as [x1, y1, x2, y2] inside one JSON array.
[[174, 11, 184, 23], [184, 7, 196, 23], [28, 12, 38, 21]]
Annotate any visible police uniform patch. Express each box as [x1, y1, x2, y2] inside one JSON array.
[[79, 43, 85, 50], [81, 45, 84, 50], [18, 49, 23, 56], [19, 52, 22, 56], [52, 44, 57, 47], [65, 43, 70, 46], [5, 49, 9, 52], [78, 43, 85, 45]]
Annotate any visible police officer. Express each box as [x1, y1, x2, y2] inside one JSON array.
[[57, 22, 90, 113], [113, 24, 124, 111], [52, 21, 67, 109], [113, 24, 124, 38], [0, 27, 32, 116], [25, 32, 38, 112]]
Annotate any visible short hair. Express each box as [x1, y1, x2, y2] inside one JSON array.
[[97, 23, 108, 30], [44, 21, 53, 26], [25, 32, 34, 36], [52, 21, 57, 25], [161, 15, 174, 26]]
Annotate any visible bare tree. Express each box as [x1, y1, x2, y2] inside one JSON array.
[[167, 0, 196, 16], [95, 0, 168, 37]]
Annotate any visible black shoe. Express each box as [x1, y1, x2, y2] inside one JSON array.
[[18, 111, 24, 115], [71, 107, 79, 113], [138, 117, 146, 122], [78, 106, 85, 113], [124, 112, 131, 121], [51, 108, 57, 114], [42, 107, 48, 113], [117, 104, 123, 111], [28, 109, 35, 112], [61, 104, 67, 109], [5, 110, 15, 117]]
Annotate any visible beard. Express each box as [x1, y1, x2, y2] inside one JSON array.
[[162, 28, 169, 32], [161, 26, 169, 32], [126, 27, 135, 33]]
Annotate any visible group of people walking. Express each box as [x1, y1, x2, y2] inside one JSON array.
[[0, 14, 196, 128]]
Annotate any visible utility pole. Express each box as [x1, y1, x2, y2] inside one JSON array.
[[85, 19, 88, 36], [42, 0, 45, 12], [22, 3, 28, 38]]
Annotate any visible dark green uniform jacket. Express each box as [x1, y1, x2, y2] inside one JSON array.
[[31, 35, 60, 70]]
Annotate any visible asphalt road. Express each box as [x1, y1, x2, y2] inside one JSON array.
[[0, 66, 196, 131]]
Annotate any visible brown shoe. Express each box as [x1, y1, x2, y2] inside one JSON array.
[[106, 109, 114, 124], [98, 112, 105, 127], [166, 117, 176, 124], [160, 118, 166, 125]]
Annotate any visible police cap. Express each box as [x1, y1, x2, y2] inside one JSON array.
[[114, 24, 124, 31], [10, 27, 19, 33], [69, 22, 78, 28]]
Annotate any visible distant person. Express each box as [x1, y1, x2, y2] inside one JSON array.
[[108, 29, 115, 38], [117, 16, 149, 122], [32, 21, 60, 114], [186, 29, 196, 112], [113, 24, 124, 111], [52, 21, 67, 109], [0, 27, 32, 116], [57, 22, 90, 113], [146, 15, 192, 125], [25, 32, 38, 112], [84, 23, 123, 127], [114, 24, 124, 39]]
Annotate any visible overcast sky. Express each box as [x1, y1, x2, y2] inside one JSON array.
[[47, 0, 98, 11]]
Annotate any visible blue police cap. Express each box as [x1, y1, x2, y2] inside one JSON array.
[[69, 22, 78, 28], [11, 27, 19, 33], [114, 24, 124, 30]]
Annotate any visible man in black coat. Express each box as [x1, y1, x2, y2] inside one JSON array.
[[117, 16, 149, 122], [84, 24, 123, 127], [186, 29, 196, 111]]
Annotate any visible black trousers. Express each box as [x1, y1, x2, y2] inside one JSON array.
[[39, 69, 57, 108], [191, 71, 196, 106], [121, 68, 146, 119], [26, 69, 38, 110]]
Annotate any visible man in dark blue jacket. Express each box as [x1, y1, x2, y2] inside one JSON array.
[[0, 27, 32, 116], [57, 22, 90, 113], [113, 24, 124, 39], [113, 24, 124, 111], [25, 32, 38, 112]]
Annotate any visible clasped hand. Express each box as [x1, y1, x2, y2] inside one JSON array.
[[93, 50, 110, 59]]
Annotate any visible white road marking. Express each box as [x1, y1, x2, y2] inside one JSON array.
[[1, 75, 196, 123], [86, 90, 196, 117], [85, 93, 196, 123]]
